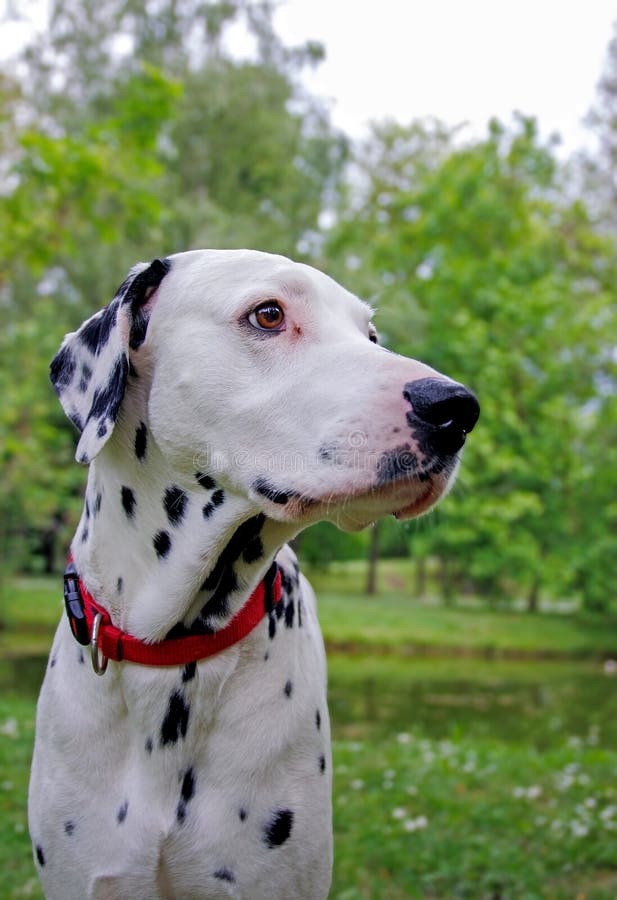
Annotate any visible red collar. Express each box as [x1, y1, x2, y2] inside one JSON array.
[[64, 556, 282, 671]]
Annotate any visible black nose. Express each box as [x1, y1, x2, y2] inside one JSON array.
[[403, 378, 480, 455]]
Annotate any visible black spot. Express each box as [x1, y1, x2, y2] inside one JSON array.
[[284, 680, 293, 698], [122, 258, 171, 350], [79, 363, 92, 393], [117, 577, 123, 594], [117, 800, 129, 824], [197, 514, 265, 621], [85, 499, 90, 520], [275, 600, 284, 621], [164, 486, 188, 527], [264, 651, 269, 661], [316, 709, 321, 730], [160, 691, 190, 746], [94, 492, 102, 514], [145, 737, 153, 754], [243, 537, 263, 564], [77, 648, 84, 664], [181, 768, 195, 802], [195, 472, 216, 490], [213, 868, 235, 883], [64, 820, 75, 836], [79, 302, 119, 355], [202, 502, 215, 519], [284, 600, 295, 628], [154, 530, 171, 559], [182, 662, 196, 683], [50, 344, 76, 393], [375, 443, 419, 486], [97, 421, 108, 438], [211, 489, 225, 507], [239, 808, 247, 822], [87, 354, 129, 432], [252, 478, 291, 505], [50, 655, 57, 668], [177, 767, 196, 823], [81, 527, 89, 543], [264, 809, 293, 848], [298, 598, 303, 628], [121, 486, 136, 519], [135, 422, 147, 461], [268, 614, 276, 640], [319, 754, 326, 773], [35, 845, 45, 866]]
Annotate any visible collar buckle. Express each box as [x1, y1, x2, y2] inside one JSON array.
[[63, 560, 90, 646]]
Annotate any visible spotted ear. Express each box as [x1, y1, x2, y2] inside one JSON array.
[[50, 258, 170, 464]]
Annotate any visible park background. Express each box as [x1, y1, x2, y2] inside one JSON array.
[[1, 1, 616, 896]]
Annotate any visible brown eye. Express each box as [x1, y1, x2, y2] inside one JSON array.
[[248, 301, 285, 332]]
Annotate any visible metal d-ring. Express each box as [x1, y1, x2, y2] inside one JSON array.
[[90, 613, 108, 676]]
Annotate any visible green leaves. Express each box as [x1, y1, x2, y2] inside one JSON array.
[[328, 116, 617, 610]]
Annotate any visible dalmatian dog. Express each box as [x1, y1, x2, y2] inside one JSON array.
[[29, 249, 479, 899]]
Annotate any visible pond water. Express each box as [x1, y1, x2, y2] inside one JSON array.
[[3, 653, 615, 751]]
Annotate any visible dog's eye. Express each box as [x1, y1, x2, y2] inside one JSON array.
[[248, 301, 286, 332], [368, 326, 379, 344]]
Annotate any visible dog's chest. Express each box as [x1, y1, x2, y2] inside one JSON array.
[[30, 570, 332, 899]]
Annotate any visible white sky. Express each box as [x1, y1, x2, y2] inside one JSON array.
[[273, 0, 616, 153], [1, 0, 615, 154]]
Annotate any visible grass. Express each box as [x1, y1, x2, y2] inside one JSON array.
[[3, 570, 616, 660]]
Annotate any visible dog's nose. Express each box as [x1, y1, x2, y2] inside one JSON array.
[[403, 378, 480, 455]]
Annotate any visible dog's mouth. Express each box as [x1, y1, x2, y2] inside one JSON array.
[[251, 466, 453, 530]]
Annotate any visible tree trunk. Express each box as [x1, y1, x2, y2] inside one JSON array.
[[527, 578, 540, 613], [366, 522, 380, 595]]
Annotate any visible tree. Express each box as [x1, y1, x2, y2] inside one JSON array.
[[1, 0, 347, 572], [325, 116, 617, 610]]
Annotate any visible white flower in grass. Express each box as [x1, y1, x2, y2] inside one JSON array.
[[570, 820, 589, 838], [584, 797, 597, 809], [603, 659, 617, 675], [348, 742, 363, 752], [404, 815, 428, 832], [0, 718, 18, 738], [600, 806, 616, 822], [513, 785, 542, 800], [397, 733, 411, 744], [392, 807, 407, 820], [350, 779, 364, 791], [385, 769, 396, 779], [406, 785, 418, 796]]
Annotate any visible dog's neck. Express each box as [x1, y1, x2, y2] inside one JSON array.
[[70, 395, 297, 643]]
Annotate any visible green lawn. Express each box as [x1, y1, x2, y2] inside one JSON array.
[[3, 571, 616, 659]]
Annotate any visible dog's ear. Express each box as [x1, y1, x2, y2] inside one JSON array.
[[50, 258, 170, 464]]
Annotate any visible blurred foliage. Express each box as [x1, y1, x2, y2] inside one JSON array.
[[1, 1, 616, 613], [324, 115, 617, 611]]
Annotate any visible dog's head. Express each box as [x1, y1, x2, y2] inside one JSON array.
[[51, 250, 479, 531]]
